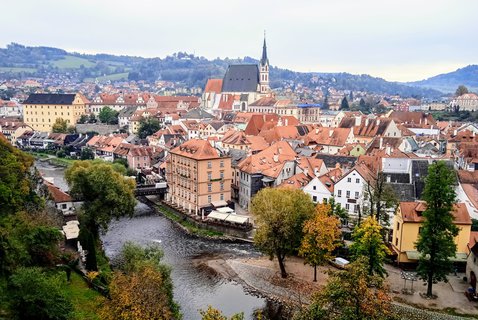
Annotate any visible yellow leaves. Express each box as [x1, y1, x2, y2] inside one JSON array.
[[99, 264, 174, 320], [299, 203, 342, 267]]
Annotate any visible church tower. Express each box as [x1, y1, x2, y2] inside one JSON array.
[[259, 34, 270, 94]]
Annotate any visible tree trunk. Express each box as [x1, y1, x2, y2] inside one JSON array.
[[277, 250, 287, 278], [313, 265, 317, 282], [427, 272, 433, 297]]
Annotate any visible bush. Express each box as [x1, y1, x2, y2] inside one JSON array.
[[9, 267, 73, 320]]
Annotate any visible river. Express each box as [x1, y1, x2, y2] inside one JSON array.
[[35, 161, 269, 319]]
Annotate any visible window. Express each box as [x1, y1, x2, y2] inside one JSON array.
[[313, 185, 316, 190], [220, 160, 224, 168], [207, 183, 212, 192], [312, 196, 317, 202], [347, 177, 351, 183], [346, 191, 350, 198], [337, 190, 342, 197], [323, 198, 328, 204], [355, 191, 359, 199], [62, 204, 67, 209], [356, 178, 360, 183], [345, 204, 350, 210], [397, 222, 400, 231], [418, 227, 423, 234], [207, 195, 212, 203], [220, 182, 224, 191], [220, 193, 224, 201], [395, 238, 399, 246], [208, 161, 212, 169], [220, 171, 224, 179], [354, 205, 358, 213], [208, 172, 212, 180]]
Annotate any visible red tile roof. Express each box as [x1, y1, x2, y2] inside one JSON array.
[[170, 139, 221, 160], [399, 201, 471, 225], [204, 79, 223, 94]]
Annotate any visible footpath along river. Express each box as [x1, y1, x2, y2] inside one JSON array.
[[35, 161, 277, 319]]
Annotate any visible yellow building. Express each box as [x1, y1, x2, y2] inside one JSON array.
[[392, 201, 472, 264], [23, 93, 88, 132], [166, 139, 232, 215]]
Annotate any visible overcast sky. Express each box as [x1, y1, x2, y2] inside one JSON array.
[[2, 0, 477, 82]]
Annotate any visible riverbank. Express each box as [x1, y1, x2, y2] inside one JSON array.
[[203, 255, 478, 320], [30, 151, 75, 167]]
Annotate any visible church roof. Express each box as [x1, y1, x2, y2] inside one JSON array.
[[261, 37, 269, 66], [222, 64, 259, 93]]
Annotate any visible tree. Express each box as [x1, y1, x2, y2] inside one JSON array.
[[350, 216, 390, 277], [322, 95, 329, 110], [9, 267, 73, 320], [98, 106, 119, 124], [340, 96, 349, 110], [0, 137, 42, 215], [99, 242, 180, 320], [349, 91, 354, 102], [138, 117, 161, 139], [52, 118, 68, 133], [359, 98, 368, 113], [455, 85, 469, 97], [78, 114, 88, 124], [65, 161, 136, 270], [200, 306, 244, 320], [299, 203, 341, 281], [328, 197, 348, 222], [293, 257, 395, 320], [80, 147, 94, 160], [88, 113, 97, 123], [251, 188, 315, 278], [364, 171, 398, 226], [416, 161, 459, 298]]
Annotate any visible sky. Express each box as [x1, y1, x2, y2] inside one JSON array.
[[2, 0, 478, 82]]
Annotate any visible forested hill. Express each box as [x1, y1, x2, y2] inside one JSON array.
[[0, 43, 442, 98], [407, 65, 478, 94]]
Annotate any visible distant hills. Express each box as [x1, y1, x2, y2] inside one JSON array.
[[407, 65, 478, 94], [0, 42, 467, 99]]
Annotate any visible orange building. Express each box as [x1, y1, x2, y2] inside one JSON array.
[[166, 139, 231, 215]]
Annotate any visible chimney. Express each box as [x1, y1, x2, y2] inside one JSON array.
[[285, 118, 288, 126], [303, 168, 309, 177], [273, 154, 279, 162], [278, 147, 283, 154], [329, 130, 333, 137], [376, 119, 380, 126], [385, 145, 391, 156], [365, 118, 369, 126], [355, 116, 361, 126], [315, 128, 319, 134], [379, 137, 383, 149]]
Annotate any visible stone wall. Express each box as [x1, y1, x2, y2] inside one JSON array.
[[76, 124, 119, 135]]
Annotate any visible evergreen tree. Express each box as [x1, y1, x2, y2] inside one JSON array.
[[455, 85, 469, 97], [340, 96, 349, 110], [322, 95, 329, 110], [416, 161, 459, 297]]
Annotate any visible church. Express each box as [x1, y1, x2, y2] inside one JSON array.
[[202, 36, 272, 113]]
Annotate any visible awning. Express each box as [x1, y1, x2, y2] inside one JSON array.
[[207, 211, 250, 224], [62, 221, 80, 240], [261, 177, 274, 183], [211, 200, 228, 208], [405, 251, 468, 262], [216, 207, 234, 213]]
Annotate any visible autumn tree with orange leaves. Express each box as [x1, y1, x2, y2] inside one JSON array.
[[293, 257, 396, 320], [299, 203, 342, 282]]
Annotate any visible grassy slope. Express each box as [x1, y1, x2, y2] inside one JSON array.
[[52, 56, 96, 69], [62, 272, 104, 320], [84, 72, 129, 82], [0, 66, 37, 73]]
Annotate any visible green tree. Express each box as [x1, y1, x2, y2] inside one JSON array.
[[251, 188, 315, 278], [350, 216, 390, 277], [88, 113, 97, 123], [340, 96, 349, 110], [416, 161, 459, 297], [329, 197, 348, 222], [200, 306, 244, 320], [0, 137, 42, 215], [78, 114, 88, 124], [364, 171, 398, 226], [52, 118, 68, 133], [299, 203, 341, 281], [455, 85, 469, 97], [98, 106, 119, 124], [9, 267, 73, 320], [80, 147, 95, 160], [322, 95, 329, 110], [65, 161, 136, 270], [138, 117, 161, 139], [293, 257, 395, 320]]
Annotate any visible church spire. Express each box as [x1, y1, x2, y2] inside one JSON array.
[[261, 31, 269, 66]]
